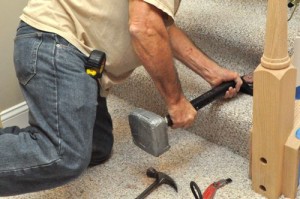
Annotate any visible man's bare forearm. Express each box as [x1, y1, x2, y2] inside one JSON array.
[[167, 24, 222, 85], [128, 0, 184, 107], [167, 24, 242, 95], [128, 0, 197, 128]]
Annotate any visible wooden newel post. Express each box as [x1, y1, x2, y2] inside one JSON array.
[[251, 0, 297, 198], [281, 21, 300, 199]]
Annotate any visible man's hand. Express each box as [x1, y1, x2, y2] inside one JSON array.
[[207, 67, 243, 99], [168, 97, 197, 129]]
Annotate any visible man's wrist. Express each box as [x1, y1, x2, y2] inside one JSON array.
[[166, 94, 187, 109]]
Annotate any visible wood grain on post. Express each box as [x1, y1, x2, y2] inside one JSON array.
[[282, 102, 300, 198], [282, 26, 300, 199], [251, 0, 297, 198]]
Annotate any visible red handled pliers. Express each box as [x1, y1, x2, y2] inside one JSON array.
[[190, 178, 232, 199]]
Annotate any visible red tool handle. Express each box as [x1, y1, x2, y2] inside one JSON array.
[[202, 184, 217, 199]]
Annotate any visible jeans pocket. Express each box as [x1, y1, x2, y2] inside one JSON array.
[[13, 32, 42, 85]]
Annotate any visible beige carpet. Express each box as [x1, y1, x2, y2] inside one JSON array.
[[4, 95, 299, 198], [4, 95, 268, 199], [4, 0, 300, 198]]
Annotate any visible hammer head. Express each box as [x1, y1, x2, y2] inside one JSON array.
[[128, 108, 170, 157], [146, 167, 178, 192]]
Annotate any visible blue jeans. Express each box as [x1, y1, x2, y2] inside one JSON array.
[[0, 21, 113, 196]]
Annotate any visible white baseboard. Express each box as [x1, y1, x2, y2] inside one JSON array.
[[0, 102, 29, 128]]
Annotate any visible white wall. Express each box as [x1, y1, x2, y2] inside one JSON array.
[[0, 1, 28, 111]]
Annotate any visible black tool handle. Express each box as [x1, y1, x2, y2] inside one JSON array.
[[135, 180, 160, 199], [166, 80, 236, 126]]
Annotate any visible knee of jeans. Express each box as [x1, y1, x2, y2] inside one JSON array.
[[62, 160, 88, 180], [59, 152, 91, 179]]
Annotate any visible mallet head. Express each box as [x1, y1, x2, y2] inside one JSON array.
[[128, 108, 170, 157]]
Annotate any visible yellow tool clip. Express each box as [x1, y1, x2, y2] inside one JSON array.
[[85, 50, 106, 78]]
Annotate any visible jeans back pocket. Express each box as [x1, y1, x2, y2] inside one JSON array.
[[14, 32, 42, 86]]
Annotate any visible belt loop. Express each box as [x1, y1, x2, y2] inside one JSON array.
[[37, 32, 43, 38], [54, 34, 59, 44]]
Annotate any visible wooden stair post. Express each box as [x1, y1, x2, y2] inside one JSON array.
[[251, 0, 297, 198], [282, 101, 300, 198], [282, 26, 300, 198]]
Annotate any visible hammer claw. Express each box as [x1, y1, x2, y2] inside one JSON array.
[[136, 168, 177, 199]]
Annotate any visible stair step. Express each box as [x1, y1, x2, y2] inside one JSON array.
[[176, 0, 298, 75], [112, 64, 252, 158]]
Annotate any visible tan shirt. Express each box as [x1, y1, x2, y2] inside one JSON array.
[[20, 0, 181, 96]]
